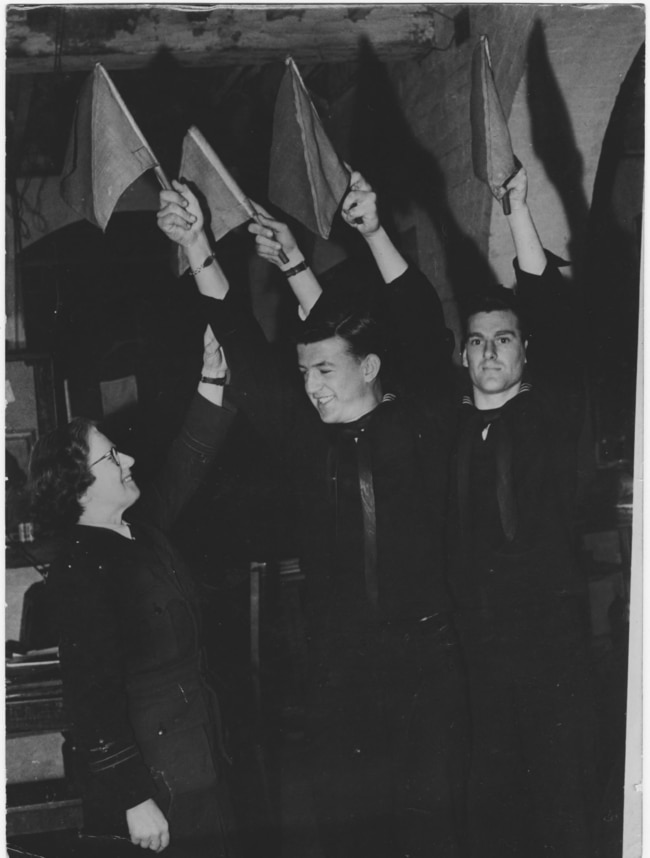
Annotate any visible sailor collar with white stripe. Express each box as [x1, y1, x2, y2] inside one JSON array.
[[461, 380, 533, 410]]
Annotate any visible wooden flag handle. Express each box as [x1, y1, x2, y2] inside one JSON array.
[[501, 157, 521, 217], [183, 126, 289, 264], [249, 210, 289, 264], [154, 165, 172, 191], [152, 167, 186, 279]]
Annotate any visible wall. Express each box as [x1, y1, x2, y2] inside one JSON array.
[[386, 4, 644, 344], [6, 362, 38, 438], [251, 5, 643, 352], [487, 4, 645, 285]]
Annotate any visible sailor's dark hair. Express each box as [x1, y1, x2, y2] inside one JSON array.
[[295, 304, 388, 360], [293, 256, 388, 359], [461, 289, 530, 344]]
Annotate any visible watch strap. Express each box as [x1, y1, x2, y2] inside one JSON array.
[[190, 254, 215, 276], [283, 260, 309, 278], [200, 375, 227, 386]]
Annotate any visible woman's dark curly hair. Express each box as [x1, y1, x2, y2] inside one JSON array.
[[28, 417, 97, 534]]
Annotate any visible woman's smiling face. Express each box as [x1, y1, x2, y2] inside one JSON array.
[[81, 428, 140, 518]]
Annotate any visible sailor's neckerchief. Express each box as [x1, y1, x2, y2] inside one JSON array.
[[458, 373, 533, 545], [325, 393, 397, 615]]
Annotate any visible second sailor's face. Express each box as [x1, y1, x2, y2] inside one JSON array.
[[463, 310, 527, 401]]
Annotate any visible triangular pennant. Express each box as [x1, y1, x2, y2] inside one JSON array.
[[61, 63, 160, 230], [269, 57, 349, 239], [470, 36, 517, 199], [176, 126, 253, 275]]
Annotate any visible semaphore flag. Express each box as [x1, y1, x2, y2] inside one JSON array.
[[470, 35, 519, 213], [60, 63, 164, 230], [269, 57, 349, 239], [176, 126, 253, 274]]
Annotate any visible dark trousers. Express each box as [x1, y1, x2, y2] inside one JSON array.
[[305, 620, 470, 858], [458, 601, 598, 858]]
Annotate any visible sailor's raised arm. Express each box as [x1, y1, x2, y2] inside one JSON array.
[[498, 165, 582, 391], [339, 169, 453, 396], [248, 202, 323, 317], [341, 171, 408, 284], [157, 180, 230, 300], [498, 166, 546, 278]]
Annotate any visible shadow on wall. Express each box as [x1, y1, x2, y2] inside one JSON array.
[[517, 20, 589, 378], [582, 44, 644, 466], [345, 37, 498, 317], [526, 20, 589, 278], [527, 20, 642, 467]]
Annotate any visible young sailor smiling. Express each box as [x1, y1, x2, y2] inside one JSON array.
[[157, 171, 468, 858]]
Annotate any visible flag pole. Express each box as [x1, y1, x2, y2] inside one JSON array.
[[187, 126, 288, 263], [247, 207, 290, 265], [500, 158, 523, 216], [154, 165, 172, 191]]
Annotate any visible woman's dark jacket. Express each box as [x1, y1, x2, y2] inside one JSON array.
[[202, 267, 456, 650], [46, 394, 235, 823]]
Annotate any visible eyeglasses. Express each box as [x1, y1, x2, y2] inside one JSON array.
[[89, 446, 120, 469]]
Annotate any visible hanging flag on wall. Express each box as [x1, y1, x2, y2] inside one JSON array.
[[60, 63, 167, 230], [470, 35, 519, 214], [269, 57, 350, 239], [176, 126, 254, 274]]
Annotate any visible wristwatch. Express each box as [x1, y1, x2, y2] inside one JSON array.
[[200, 375, 227, 386], [190, 254, 215, 276]]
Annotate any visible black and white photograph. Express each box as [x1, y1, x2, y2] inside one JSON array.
[[5, 4, 644, 858]]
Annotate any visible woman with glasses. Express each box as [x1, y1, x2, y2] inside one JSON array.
[[28, 323, 239, 855]]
